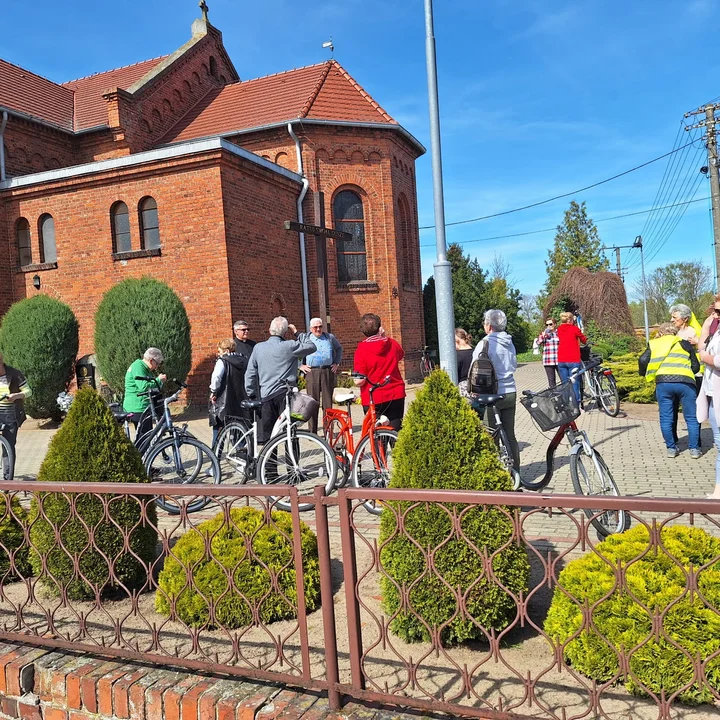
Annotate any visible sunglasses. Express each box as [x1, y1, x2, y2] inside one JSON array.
[[714, 308, 720, 315], [545, 322, 554, 326]]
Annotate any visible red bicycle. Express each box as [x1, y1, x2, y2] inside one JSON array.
[[323, 373, 398, 515]]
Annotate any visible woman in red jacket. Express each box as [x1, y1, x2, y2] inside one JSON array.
[[556, 311, 587, 406], [353, 313, 405, 431]]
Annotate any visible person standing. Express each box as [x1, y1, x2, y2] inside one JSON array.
[[244, 317, 316, 442], [536, 318, 560, 388], [669, 303, 702, 446], [0, 351, 31, 481], [472, 309, 520, 470], [233, 320, 256, 358], [123, 348, 166, 436], [353, 314, 405, 431], [556, 311, 587, 406], [209, 338, 250, 446], [297, 319, 342, 434], [697, 313, 720, 497], [455, 328, 474, 388]]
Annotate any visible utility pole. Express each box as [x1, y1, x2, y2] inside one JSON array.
[[633, 236, 650, 344], [685, 104, 720, 290], [424, 0, 457, 381], [600, 244, 624, 282], [615, 247, 622, 278]]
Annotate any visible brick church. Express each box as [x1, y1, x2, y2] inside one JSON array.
[[0, 5, 425, 399]]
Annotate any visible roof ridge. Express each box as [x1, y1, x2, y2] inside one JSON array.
[[299, 61, 333, 118], [61, 55, 167, 85], [233, 61, 329, 88], [0, 57, 72, 94], [325, 60, 395, 123]]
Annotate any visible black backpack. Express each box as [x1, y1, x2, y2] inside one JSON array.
[[467, 339, 498, 395]]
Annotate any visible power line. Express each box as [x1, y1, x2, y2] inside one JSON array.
[[419, 196, 710, 248], [418, 139, 700, 230]]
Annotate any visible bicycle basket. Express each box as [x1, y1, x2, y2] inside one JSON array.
[[290, 391, 319, 422], [520, 381, 580, 431], [580, 345, 592, 362]]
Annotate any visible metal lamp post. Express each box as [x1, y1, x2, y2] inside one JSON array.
[[424, 0, 457, 382], [633, 235, 650, 343]]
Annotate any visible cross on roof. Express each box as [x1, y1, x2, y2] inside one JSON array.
[[199, 0, 209, 22]]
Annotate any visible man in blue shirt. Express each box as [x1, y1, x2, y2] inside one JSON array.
[[297, 318, 343, 434]]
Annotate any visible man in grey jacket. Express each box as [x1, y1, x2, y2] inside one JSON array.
[[245, 317, 316, 442]]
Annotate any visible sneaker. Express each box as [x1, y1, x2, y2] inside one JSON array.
[[690, 448, 702, 460], [667, 448, 679, 458]]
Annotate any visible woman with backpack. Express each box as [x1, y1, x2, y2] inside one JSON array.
[[471, 309, 519, 470]]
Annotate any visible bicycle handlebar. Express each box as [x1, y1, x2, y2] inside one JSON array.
[[350, 372, 392, 390]]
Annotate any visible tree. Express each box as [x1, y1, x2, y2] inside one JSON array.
[[542, 201, 609, 301], [519, 294, 541, 324], [489, 253, 516, 285], [423, 244, 530, 353], [94, 277, 192, 396], [0, 295, 79, 419]]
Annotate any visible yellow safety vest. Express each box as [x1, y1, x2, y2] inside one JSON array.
[[645, 335, 695, 384], [690, 312, 703, 337]]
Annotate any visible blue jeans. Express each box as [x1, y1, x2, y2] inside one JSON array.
[[558, 362, 583, 405], [655, 382, 699, 450], [707, 398, 720, 485]]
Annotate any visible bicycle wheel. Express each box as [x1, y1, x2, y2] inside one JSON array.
[[215, 421, 253, 484], [495, 427, 521, 491], [257, 429, 337, 511], [323, 416, 350, 486], [570, 447, 629, 537], [598, 373, 620, 417], [145, 436, 220, 515], [0, 435, 14, 481], [582, 369, 597, 406], [350, 429, 398, 516]]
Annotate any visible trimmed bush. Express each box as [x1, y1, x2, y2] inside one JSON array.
[[607, 353, 655, 404], [29, 387, 158, 600], [156, 507, 320, 628], [0, 295, 79, 419], [0, 496, 30, 581], [379, 370, 530, 645], [94, 277, 192, 396], [544, 525, 720, 705]]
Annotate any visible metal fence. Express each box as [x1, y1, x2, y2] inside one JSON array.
[[0, 480, 717, 720]]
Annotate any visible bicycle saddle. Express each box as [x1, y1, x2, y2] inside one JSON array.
[[473, 393, 505, 406], [112, 410, 134, 422], [240, 400, 262, 410], [335, 392, 355, 404]]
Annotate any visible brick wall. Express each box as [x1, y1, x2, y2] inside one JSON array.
[[2, 121, 75, 178]]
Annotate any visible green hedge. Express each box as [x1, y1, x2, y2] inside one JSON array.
[[379, 370, 530, 645], [545, 525, 720, 705], [28, 388, 158, 600], [0, 496, 30, 581], [0, 295, 79, 419], [156, 507, 320, 629], [94, 277, 191, 396], [607, 353, 655, 404]]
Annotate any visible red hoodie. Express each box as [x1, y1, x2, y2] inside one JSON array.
[[353, 335, 406, 405]]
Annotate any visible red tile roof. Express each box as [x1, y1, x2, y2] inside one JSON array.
[[162, 60, 397, 144], [0, 59, 74, 130], [62, 56, 167, 130]]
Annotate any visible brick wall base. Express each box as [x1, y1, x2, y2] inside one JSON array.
[[0, 642, 384, 720]]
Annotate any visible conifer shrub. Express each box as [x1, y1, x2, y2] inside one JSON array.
[[379, 370, 530, 645], [544, 525, 720, 705], [0, 496, 31, 581], [94, 277, 192, 396], [28, 387, 158, 600], [0, 295, 79, 419], [155, 507, 320, 628]]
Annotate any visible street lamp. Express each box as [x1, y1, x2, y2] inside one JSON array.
[[633, 235, 650, 344], [424, 0, 457, 382]]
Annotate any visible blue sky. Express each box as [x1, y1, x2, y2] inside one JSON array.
[[4, 0, 720, 300]]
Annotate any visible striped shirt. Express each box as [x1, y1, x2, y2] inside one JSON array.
[[0, 367, 32, 425]]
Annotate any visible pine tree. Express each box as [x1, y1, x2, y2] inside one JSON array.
[[542, 201, 608, 301]]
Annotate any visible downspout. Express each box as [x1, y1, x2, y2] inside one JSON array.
[[0, 111, 8, 182], [287, 122, 311, 329]]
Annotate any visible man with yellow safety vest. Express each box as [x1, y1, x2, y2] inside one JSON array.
[[640, 322, 701, 459]]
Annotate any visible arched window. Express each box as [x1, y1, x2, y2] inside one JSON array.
[[333, 190, 367, 282], [209, 56, 218, 77], [139, 197, 160, 250], [111, 202, 131, 253], [38, 214, 56, 263], [398, 194, 413, 286], [16, 218, 31, 267]]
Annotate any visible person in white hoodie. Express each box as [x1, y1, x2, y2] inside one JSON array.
[[472, 309, 520, 470]]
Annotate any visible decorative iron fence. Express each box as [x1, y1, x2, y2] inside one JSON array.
[[0, 480, 717, 720]]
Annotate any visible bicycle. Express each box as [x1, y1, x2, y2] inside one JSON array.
[[517, 357, 629, 536], [582, 352, 620, 417], [213, 381, 337, 512], [419, 346, 435, 378], [0, 395, 14, 482], [323, 373, 399, 515]]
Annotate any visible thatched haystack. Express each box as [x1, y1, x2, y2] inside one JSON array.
[[543, 267, 634, 335]]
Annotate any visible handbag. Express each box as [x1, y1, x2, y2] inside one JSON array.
[[638, 344, 651, 376], [290, 391, 319, 422]]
